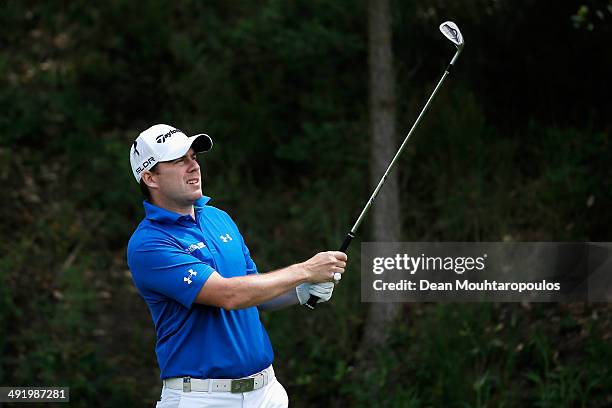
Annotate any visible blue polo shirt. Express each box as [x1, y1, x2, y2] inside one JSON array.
[[127, 196, 274, 379]]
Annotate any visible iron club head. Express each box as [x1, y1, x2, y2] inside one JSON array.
[[306, 20, 466, 311], [439, 21, 464, 49]]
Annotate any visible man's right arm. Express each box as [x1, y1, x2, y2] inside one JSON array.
[[194, 251, 346, 310]]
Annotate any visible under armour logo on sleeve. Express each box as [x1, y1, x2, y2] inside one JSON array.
[[184, 269, 197, 285], [219, 234, 233, 243]]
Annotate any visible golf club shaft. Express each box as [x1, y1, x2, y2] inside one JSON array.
[[305, 48, 463, 310]]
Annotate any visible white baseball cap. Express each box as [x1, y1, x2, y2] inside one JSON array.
[[129, 124, 213, 182]]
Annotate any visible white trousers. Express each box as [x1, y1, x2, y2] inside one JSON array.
[[155, 377, 289, 408]]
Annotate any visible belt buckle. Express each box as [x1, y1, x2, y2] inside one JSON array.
[[230, 378, 255, 393], [183, 377, 191, 393]]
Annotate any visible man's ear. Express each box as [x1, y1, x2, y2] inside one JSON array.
[[142, 170, 159, 190]]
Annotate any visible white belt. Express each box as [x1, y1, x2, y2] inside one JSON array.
[[163, 365, 274, 393]]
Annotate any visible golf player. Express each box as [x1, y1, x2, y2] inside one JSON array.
[[127, 124, 347, 407]]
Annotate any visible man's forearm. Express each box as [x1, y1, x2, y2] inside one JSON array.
[[225, 265, 307, 309], [194, 251, 346, 310], [258, 289, 299, 311], [195, 264, 308, 310]]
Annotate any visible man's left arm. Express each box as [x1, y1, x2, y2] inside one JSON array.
[[236, 228, 334, 311], [237, 234, 301, 311], [231, 217, 336, 311], [258, 289, 300, 311], [258, 282, 335, 311]]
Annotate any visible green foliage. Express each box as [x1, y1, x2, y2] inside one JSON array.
[[333, 304, 612, 407]]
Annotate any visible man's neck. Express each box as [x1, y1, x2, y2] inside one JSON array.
[[151, 198, 195, 219]]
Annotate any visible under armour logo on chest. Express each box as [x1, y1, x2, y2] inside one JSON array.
[[184, 269, 197, 285], [219, 233, 233, 243]]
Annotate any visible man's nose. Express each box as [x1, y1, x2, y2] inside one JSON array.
[[188, 157, 200, 171]]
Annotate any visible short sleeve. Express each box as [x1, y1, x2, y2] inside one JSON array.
[[128, 238, 215, 308], [226, 216, 258, 275], [241, 239, 258, 275]]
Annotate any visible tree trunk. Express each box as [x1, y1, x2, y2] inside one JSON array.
[[355, 0, 402, 372]]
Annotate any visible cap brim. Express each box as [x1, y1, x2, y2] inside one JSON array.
[[158, 133, 214, 162], [190, 134, 213, 153]]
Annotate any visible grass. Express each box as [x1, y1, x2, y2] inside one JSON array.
[[336, 303, 612, 408]]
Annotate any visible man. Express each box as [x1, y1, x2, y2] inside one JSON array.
[[127, 124, 347, 408]]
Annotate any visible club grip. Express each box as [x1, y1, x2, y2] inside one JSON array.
[[305, 232, 355, 310], [339, 232, 355, 252]]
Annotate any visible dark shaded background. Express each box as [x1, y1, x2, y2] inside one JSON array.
[[1, 1, 611, 406]]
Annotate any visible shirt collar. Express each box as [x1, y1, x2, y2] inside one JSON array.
[[144, 196, 212, 224], [194, 196, 212, 211]]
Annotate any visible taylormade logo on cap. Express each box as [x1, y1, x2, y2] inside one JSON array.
[[156, 128, 182, 144], [129, 124, 213, 182]]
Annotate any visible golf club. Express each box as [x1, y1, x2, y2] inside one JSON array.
[[306, 21, 465, 309]]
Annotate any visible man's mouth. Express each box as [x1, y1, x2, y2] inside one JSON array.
[[187, 178, 199, 185]]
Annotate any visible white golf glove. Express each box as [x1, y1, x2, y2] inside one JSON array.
[[296, 282, 335, 305]]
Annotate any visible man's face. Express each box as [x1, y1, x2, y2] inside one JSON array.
[[148, 148, 203, 207]]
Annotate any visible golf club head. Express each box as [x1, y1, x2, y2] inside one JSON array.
[[439, 21, 464, 49]]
